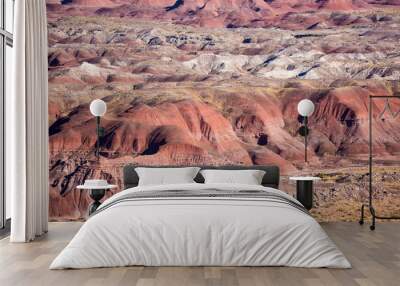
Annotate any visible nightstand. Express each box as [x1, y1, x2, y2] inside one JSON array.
[[77, 180, 117, 215], [289, 176, 321, 210]]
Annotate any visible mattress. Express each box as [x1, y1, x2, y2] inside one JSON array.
[[50, 183, 351, 269]]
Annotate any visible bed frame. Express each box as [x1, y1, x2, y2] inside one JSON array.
[[123, 165, 280, 189]]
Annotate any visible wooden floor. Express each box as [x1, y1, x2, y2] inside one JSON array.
[[0, 222, 399, 286]]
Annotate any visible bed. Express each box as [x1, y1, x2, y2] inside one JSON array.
[[50, 165, 351, 269]]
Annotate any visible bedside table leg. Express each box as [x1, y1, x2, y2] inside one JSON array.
[[88, 189, 106, 215], [89, 201, 102, 215], [296, 181, 313, 210]]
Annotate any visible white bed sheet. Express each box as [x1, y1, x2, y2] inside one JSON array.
[[50, 183, 351, 269]]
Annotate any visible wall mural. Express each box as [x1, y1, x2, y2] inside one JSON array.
[[46, 0, 400, 221]]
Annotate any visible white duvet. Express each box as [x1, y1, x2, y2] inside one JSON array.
[[50, 183, 351, 269]]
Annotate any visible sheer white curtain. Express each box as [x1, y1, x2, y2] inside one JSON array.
[[8, 0, 49, 242]]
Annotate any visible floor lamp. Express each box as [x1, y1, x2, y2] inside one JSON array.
[[297, 99, 315, 163], [359, 95, 400, 230]]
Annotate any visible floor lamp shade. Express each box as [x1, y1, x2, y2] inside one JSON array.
[[297, 99, 315, 117], [90, 99, 107, 117]]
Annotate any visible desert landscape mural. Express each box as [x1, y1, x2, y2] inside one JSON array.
[[46, 0, 400, 221]]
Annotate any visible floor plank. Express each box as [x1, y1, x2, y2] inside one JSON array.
[[0, 222, 399, 286]]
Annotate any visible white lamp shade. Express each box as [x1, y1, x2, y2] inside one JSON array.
[[90, 99, 107, 117], [297, 99, 315, 117]]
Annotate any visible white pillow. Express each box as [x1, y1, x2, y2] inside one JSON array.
[[200, 169, 266, 185], [135, 167, 200, 186]]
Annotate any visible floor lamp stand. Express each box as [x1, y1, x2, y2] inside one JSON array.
[[304, 116, 308, 163], [95, 116, 105, 160], [359, 95, 400, 230], [95, 116, 100, 159]]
